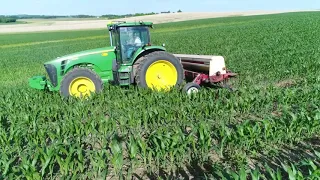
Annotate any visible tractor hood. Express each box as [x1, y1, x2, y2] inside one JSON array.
[[40, 46, 116, 91], [45, 46, 115, 64]]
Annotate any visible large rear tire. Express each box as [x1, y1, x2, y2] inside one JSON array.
[[60, 67, 103, 98], [133, 51, 184, 91]]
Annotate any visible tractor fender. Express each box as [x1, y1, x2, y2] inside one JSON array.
[[131, 46, 166, 65], [63, 63, 102, 76]]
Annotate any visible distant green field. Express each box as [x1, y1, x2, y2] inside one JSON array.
[[0, 12, 320, 179]]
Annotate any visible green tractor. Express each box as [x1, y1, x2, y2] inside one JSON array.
[[29, 21, 236, 98]]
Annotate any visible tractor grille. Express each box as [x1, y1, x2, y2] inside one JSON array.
[[44, 64, 57, 87]]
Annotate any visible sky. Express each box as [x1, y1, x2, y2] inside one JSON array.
[[1, 0, 319, 16]]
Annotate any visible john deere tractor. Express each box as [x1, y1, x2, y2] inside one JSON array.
[[29, 21, 185, 98]]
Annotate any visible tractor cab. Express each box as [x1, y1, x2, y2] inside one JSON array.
[[107, 21, 153, 64]]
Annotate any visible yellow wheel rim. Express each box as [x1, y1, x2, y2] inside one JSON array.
[[145, 60, 178, 91], [68, 77, 96, 98]]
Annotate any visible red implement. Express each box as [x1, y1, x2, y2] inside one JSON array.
[[174, 54, 237, 93]]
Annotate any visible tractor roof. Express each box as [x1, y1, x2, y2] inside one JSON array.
[[107, 21, 153, 30]]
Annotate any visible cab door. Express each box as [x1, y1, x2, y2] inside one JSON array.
[[114, 28, 123, 65]]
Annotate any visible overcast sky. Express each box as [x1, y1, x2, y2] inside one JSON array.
[[1, 0, 319, 15]]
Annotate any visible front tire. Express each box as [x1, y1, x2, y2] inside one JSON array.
[[134, 51, 184, 91], [60, 67, 103, 98]]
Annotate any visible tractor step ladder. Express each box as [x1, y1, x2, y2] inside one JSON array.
[[118, 72, 131, 86]]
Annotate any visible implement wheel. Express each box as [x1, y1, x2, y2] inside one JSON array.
[[60, 67, 103, 98], [133, 51, 184, 91], [183, 82, 201, 95]]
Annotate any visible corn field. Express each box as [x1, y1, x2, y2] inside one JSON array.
[[0, 11, 320, 179]]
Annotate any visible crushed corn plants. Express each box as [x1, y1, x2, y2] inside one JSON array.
[[0, 12, 320, 179]]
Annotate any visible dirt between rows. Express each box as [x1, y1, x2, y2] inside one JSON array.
[[0, 10, 317, 34]]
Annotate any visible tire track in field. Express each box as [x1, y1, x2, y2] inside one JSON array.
[[0, 18, 272, 49]]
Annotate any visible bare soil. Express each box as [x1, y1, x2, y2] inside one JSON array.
[[0, 10, 317, 34], [275, 77, 304, 88]]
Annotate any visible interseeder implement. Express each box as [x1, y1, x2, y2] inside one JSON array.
[[28, 21, 236, 98]]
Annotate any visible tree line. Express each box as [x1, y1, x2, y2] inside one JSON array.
[[0, 10, 182, 23], [0, 16, 17, 23], [101, 12, 157, 19]]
